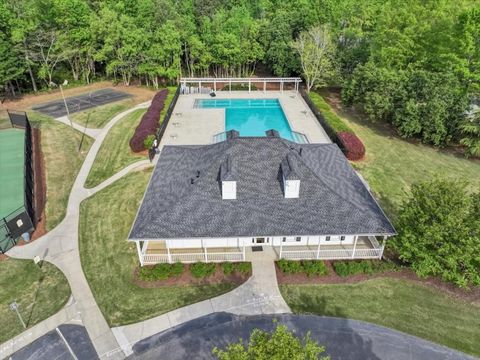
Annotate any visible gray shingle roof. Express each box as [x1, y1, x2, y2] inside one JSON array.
[[129, 137, 396, 240]]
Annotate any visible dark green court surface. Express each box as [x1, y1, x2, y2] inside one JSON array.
[[0, 128, 25, 218]]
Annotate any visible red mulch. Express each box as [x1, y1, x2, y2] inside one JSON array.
[[133, 263, 252, 288], [276, 261, 480, 303]]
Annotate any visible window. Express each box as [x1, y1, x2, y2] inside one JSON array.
[[340, 236, 346, 241], [295, 236, 301, 242], [282, 237, 286, 242], [326, 236, 331, 241]]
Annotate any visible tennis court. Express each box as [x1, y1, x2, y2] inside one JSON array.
[[0, 128, 25, 218]]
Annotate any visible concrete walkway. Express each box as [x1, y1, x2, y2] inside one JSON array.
[[112, 247, 290, 357], [129, 313, 476, 360], [55, 115, 102, 139], [5, 102, 151, 360]]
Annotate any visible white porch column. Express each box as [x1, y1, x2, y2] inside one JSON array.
[[352, 236, 358, 258], [380, 236, 387, 259], [166, 240, 172, 263], [279, 240, 283, 259], [202, 239, 208, 262], [248, 80, 251, 93], [214, 80, 216, 92], [242, 241, 246, 261], [136, 241, 144, 266], [316, 239, 321, 259]]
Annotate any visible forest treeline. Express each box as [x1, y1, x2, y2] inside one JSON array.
[[0, 0, 479, 153]]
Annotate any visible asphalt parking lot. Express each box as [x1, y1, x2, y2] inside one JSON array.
[[32, 88, 131, 118], [129, 312, 475, 360], [9, 324, 98, 360]]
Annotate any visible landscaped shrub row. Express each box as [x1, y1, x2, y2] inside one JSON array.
[[139, 262, 252, 281], [139, 262, 184, 280], [332, 260, 398, 277], [129, 89, 168, 152], [308, 91, 366, 161], [277, 259, 328, 277]]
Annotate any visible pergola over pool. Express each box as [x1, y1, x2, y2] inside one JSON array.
[[180, 77, 302, 93]]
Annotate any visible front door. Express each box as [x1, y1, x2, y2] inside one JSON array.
[[255, 237, 265, 244]]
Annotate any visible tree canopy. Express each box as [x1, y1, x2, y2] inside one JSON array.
[[0, 0, 479, 154]]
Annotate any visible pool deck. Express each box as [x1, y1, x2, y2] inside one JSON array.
[[160, 91, 331, 149]]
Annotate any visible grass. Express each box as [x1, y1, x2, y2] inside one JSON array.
[[84, 86, 177, 189], [84, 109, 147, 188], [318, 91, 480, 218], [280, 279, 480, 357], [70, 99, 135, 129], [29, 112, 93, 230], [79, 170, 238, 326], [309, 92, 353, 133], [0, 258, 71, 343]]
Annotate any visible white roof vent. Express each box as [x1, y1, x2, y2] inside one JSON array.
[[281, 153, 300, 198], [220, 155, 236, 200]]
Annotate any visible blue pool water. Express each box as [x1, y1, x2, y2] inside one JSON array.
[[194, 99, 294, 141]]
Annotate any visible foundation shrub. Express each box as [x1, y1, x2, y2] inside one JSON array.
[[333, 260, 397, 277], [222, 262, 234, 275], [190, 262, 216, 278], [277, 259, 304, 273], [139, 262, 185, 280], [235, 262, 252, 274], [302, 261, 328, 277]]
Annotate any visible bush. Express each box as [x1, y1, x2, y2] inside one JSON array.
[[338, 132, 366, 160], [139, 262, 185, 281], [222, 262, 234, 275], [190, 262, 216, 278], [129, 89, 168, 152], [309, 92, 353, 134], [235, 262, 252, 274], [277, 259, 303, 273], [302, 261, 328, 277], [143, 134, 156, 149], [333, 260, 397, 277]]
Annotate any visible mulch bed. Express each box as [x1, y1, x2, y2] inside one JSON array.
[[133, 263, 252, 288], [276, 261, 480, 303]]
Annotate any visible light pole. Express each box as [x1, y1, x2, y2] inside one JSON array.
[[59, 85, 73, 128], [10, 301, 26, 329]]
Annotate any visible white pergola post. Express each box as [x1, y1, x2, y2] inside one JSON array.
[[248, 80, 251, 93], [316, 239, 321, 260], [214, 80, 217, 92], [166, 241, 172, 264], [352, 236, 358, 258], [229, 81, 232, 93], [198, 81, 201, 93], [280, 80, 284, 93], [136, 241, 144, 266], [263, 81, 266, 94]]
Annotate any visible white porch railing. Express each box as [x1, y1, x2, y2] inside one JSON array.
[[280, 247, 384, 260], [142, 250, 244, 264]]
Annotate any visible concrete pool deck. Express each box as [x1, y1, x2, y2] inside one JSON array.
[[159, 91, 331, 149]]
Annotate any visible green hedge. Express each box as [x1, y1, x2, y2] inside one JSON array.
[[190, 262, 217, 278], [277, 259, 328, 277], [309, 92, 353, 134], [333, 260, 398, 277], [222, 262, 252, 275], [139, 262, 184, 280]]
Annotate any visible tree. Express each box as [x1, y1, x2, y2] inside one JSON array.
[[394, 179, 480, 288], [460, 112, 480, 157], [212, 324, 329, 360], [291, 25, 336, 92]]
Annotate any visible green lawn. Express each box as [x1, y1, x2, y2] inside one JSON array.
[[84, 109, 147, 188], [70, 99, 135, 129], [0, 258, 71, 343], [79, 170, 238, 326], [29, 112, 93, 230], [319, 91, 480, 218], [280, 279, 480, 357]]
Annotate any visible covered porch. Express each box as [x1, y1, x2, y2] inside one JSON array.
[[276, 236, 386, 260], [137, 240, 245, 265]]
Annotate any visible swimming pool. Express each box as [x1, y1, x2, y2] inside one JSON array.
[[194, 99, 295, 141]]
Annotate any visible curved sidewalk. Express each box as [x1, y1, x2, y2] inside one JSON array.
[[6, 102, 151, 360]]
